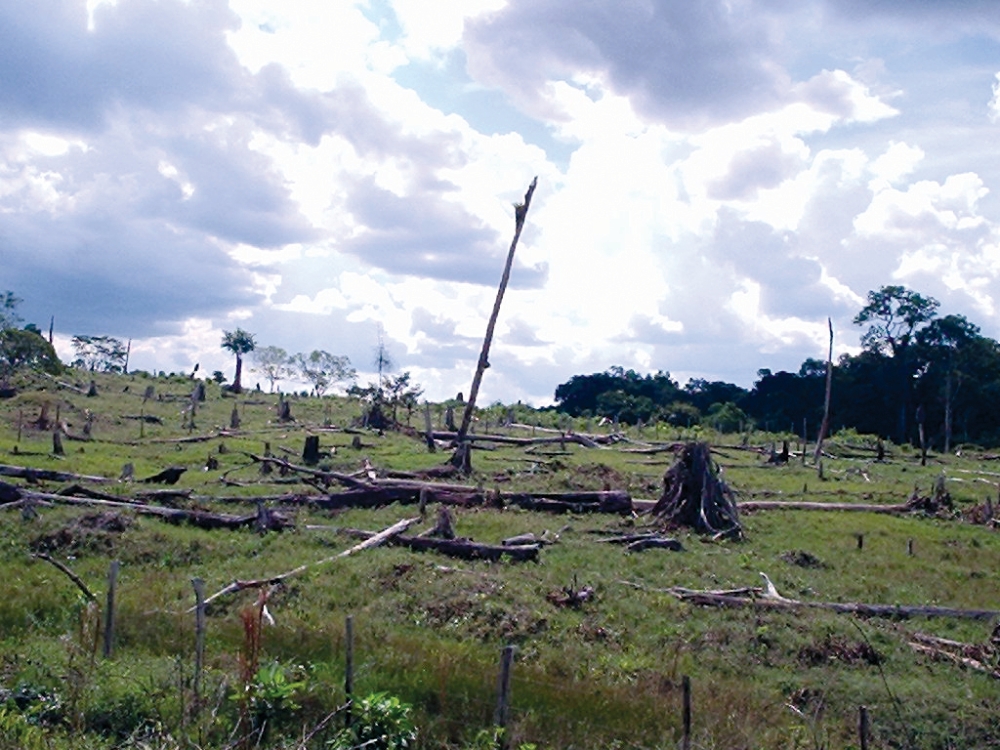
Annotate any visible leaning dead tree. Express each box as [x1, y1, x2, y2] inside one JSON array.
[[452, 177, 538, 474], [813, 317, 834, 463], [649, 442, 742, 539]]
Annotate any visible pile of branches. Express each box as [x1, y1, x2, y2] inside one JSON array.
[[649, 441, 742, 539]]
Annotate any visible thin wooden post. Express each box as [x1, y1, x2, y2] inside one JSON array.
[[907, 538, 914, 556], [494, 645, 515, 748], [423, 404, 436, 453], [345, 615, 354, 729], [858, 705, 870, 750], [681, 675, 692, 750], [103, 560, 120, 658], [192, 577, 206, 716], [856, 533, 864, 550]]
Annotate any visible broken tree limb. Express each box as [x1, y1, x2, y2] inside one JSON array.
[[31, 552, 98, 602], [196, 516, 421, 608], [454, 177, 538, 470], [907, 632, 999, 679], [656, 573, 1000, 621]]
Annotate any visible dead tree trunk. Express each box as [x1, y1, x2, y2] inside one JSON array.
[[453, 177, 538, 473], [814, 317, 834, 463]]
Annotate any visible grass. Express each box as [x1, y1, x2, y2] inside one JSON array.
[[0, 370, 999, 747]]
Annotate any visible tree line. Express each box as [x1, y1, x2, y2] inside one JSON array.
[[4, 285, 1000, 447], [553, 286, 1000, 449]]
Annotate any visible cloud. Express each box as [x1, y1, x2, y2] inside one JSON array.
[[341, 176, 548, 286], [0, 0, 243, 130], [464, 0, 794, 129]]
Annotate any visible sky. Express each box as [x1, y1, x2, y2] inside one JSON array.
[[3, 0, 1000, 405]]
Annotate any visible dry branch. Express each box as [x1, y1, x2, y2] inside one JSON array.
[[197, 516, 421, 607], [31, 552, 98, 602]]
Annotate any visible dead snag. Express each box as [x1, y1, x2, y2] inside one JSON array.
[[649, 441, 742, 539]]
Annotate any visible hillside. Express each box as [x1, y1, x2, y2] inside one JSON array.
[[1, 370, 998, 749]]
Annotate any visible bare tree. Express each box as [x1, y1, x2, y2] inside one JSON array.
[[455, 177, 538, 471]]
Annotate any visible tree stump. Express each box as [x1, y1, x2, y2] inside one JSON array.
[[229, 405, 240, 429], [302, 435, 321, 465], [650, 442, 742, 539]]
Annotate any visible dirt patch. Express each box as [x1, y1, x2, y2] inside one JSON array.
[[30, 512, 134, 555], [563, 463, 626, 490], [780, 550, 826, 568], [797, 635, 881, 667], [419, 581, 547, 642]]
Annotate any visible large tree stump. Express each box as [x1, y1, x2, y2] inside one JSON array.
[[302, 435, 321, 465], [650, 442, 742, 539]]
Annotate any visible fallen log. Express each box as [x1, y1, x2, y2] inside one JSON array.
[[0, 463, 113, 483], [738, 500, 914, 513], [505, 490, 633, 514], [336, 527, 540, 563], [647, 573, 1000, 621], [12, 488, 291, 532]]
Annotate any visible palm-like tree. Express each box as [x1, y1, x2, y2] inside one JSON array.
[[221, 328, 256, 393]]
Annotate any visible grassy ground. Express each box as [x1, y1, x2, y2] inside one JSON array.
[[0, 370, 998, 748]]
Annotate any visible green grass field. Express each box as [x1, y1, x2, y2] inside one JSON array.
[[0, 370, 998, 749]]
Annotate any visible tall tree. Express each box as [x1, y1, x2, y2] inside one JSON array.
[[853, 286, 938, 443], [293, 350, 355, 397], [250, 345, 292, 393], [916, 314, 982, 453], [221, 328, 256, 393], [373, 324, 393, 391], [71, 335, 128, 372]]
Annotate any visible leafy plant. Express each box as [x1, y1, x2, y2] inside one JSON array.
[[328, 692, 417, 750]]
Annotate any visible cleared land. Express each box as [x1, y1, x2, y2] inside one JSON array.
[[1, 370, 998, 749]]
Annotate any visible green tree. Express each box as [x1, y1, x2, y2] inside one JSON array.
[[853, 286, 939, 442], [221, 328, 256, 393], [384, 371, 424, 425], [0, 291, 23, 330], [249, 345, 292, 393], [0, 328, 61, 383], [71, 335, 127, 372], [293, 350, 355, 397]]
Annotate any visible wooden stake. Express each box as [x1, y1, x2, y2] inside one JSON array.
[[192, 577, 206, 716], [494, 645, 515, 748], [345, 615, 354, 729], [103, 560, 120, 658], [858, 705, 870, 750], [681, 675, 692, 750]]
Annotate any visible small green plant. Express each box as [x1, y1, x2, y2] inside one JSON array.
[[328, 692, 417, 750], [247, 661, 306, 734]]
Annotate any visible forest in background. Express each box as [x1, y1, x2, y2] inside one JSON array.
[[4, 284, 1000, 449]]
